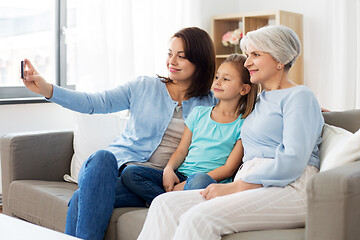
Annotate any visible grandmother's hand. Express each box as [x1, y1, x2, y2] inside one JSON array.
[[200, 183, 237, 200], [200, 180, 262, 200]]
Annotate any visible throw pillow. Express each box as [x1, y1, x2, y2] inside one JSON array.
[[64, 112, 128, 183], [319, 124, 353, 168], [320, 128, 360, 172]]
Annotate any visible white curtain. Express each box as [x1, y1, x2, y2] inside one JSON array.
[[72, 0, 201, 92], [312, 0, 360, 111]]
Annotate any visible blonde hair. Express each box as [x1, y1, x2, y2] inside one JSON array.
[[240, 25, 301, 71], [223, 54, 258, 118]]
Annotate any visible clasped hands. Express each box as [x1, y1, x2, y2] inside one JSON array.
[[162, 167, 185, 192]]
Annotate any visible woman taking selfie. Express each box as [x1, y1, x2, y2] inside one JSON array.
[[22, 27, 217, 240]]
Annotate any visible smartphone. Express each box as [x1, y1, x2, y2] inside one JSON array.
[[21, 60, 25, 79]]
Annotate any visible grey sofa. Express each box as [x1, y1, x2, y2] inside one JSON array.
[[1, 109, 360, 240]]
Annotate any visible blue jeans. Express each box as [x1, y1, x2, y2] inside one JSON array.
[[184, 172, 217, 190], [65, 150, 146, 240], [121, 166, 217, 205]]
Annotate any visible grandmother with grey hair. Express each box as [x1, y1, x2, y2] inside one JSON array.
[[137, 25, 324, 240]]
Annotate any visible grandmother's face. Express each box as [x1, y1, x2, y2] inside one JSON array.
[[244, 44, 279, 86]]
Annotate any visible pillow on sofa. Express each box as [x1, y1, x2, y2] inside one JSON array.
[[319, 124, 353, 166], [64, 112, 128, 183], [320, 127, 360, 172], [319, 124, 358, 171]]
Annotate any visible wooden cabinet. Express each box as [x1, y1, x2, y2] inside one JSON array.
[[211, 10, 303, 84]]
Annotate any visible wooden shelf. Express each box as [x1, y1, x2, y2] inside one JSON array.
[[211, 10, 303, 85]]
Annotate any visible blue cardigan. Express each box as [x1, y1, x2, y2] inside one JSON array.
[[49, 76, 217, 168], [240, 85, 324, 187]]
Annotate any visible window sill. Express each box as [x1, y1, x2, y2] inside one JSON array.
[[0, 97, 48, 105]]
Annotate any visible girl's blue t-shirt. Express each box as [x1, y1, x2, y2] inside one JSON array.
[[177, 106, 244, 183]]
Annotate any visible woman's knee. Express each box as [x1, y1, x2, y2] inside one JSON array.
[[150, 191, 176, 209], [184, 172, 216, 190], [78, 150, 118, 185], [87, 150, 117, 168], [82, 150, 118, 174]]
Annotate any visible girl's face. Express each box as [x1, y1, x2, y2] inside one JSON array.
[[244, 44, 278, 85], [212, 62, 248, 101], [166, 37, 196, 83]]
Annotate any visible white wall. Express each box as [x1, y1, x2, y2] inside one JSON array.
[[232, 0, 337, 110], [200, 0, 356, 111], [0, 103, 75, 137]]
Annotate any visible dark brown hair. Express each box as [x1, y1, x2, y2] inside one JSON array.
[[161, 27, 216, 98], [223, 54, 258, 118]]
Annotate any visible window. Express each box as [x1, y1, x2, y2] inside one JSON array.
[[0, 0, 73, 103]]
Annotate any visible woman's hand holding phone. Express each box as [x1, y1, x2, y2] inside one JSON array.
[[21, 59, 54, 99]]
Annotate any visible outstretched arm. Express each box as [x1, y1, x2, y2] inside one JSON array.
[[22, 59, 133, 114]]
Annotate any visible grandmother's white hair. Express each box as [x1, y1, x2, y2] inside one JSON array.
[[240, 25, 301, 70]]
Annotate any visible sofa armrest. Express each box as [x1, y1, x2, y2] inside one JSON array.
[[1, 130, 74, 213], [306, 161, 360, 240], [1, 130, 74, 182]]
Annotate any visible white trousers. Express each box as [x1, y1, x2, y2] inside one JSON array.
[[137, 162, 318, 240]]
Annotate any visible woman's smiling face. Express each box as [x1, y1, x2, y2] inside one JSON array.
[[166, 37, 196, 83], [244, 44, 278, 85]]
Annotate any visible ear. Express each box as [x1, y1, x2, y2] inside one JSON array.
[[240, 84, 251, 96], [277, 63, 285, 70]]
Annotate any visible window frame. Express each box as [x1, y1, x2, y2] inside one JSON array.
[[0, 0, 74, 105]]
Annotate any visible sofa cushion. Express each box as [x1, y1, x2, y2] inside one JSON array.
[[322, 109, 360, 133], [117, 209, 305, 240], [319, 124, 353, 170], [105, 207, 146, 240], [117, 209, 148, 240], [320, 128, 360, 172], [222, 228, 305, 240], [8, 180, 145, 240], [67, 112, 128, 183], [8, 180, 78, 232]]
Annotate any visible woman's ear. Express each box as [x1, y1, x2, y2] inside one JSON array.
[[240, 84, 251, 96], [277, 62, 285, 70]]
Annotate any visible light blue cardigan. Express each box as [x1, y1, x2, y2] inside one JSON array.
[[240, 85, 324, 187], [49, 76, 217, 168]]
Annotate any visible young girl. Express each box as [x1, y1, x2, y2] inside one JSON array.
[[121, 54, 258, 205]]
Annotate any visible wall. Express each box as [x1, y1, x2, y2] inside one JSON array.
[[232, 0, 334, 109], [0, 103, 75, 137], [201, 0, 356, 111]]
